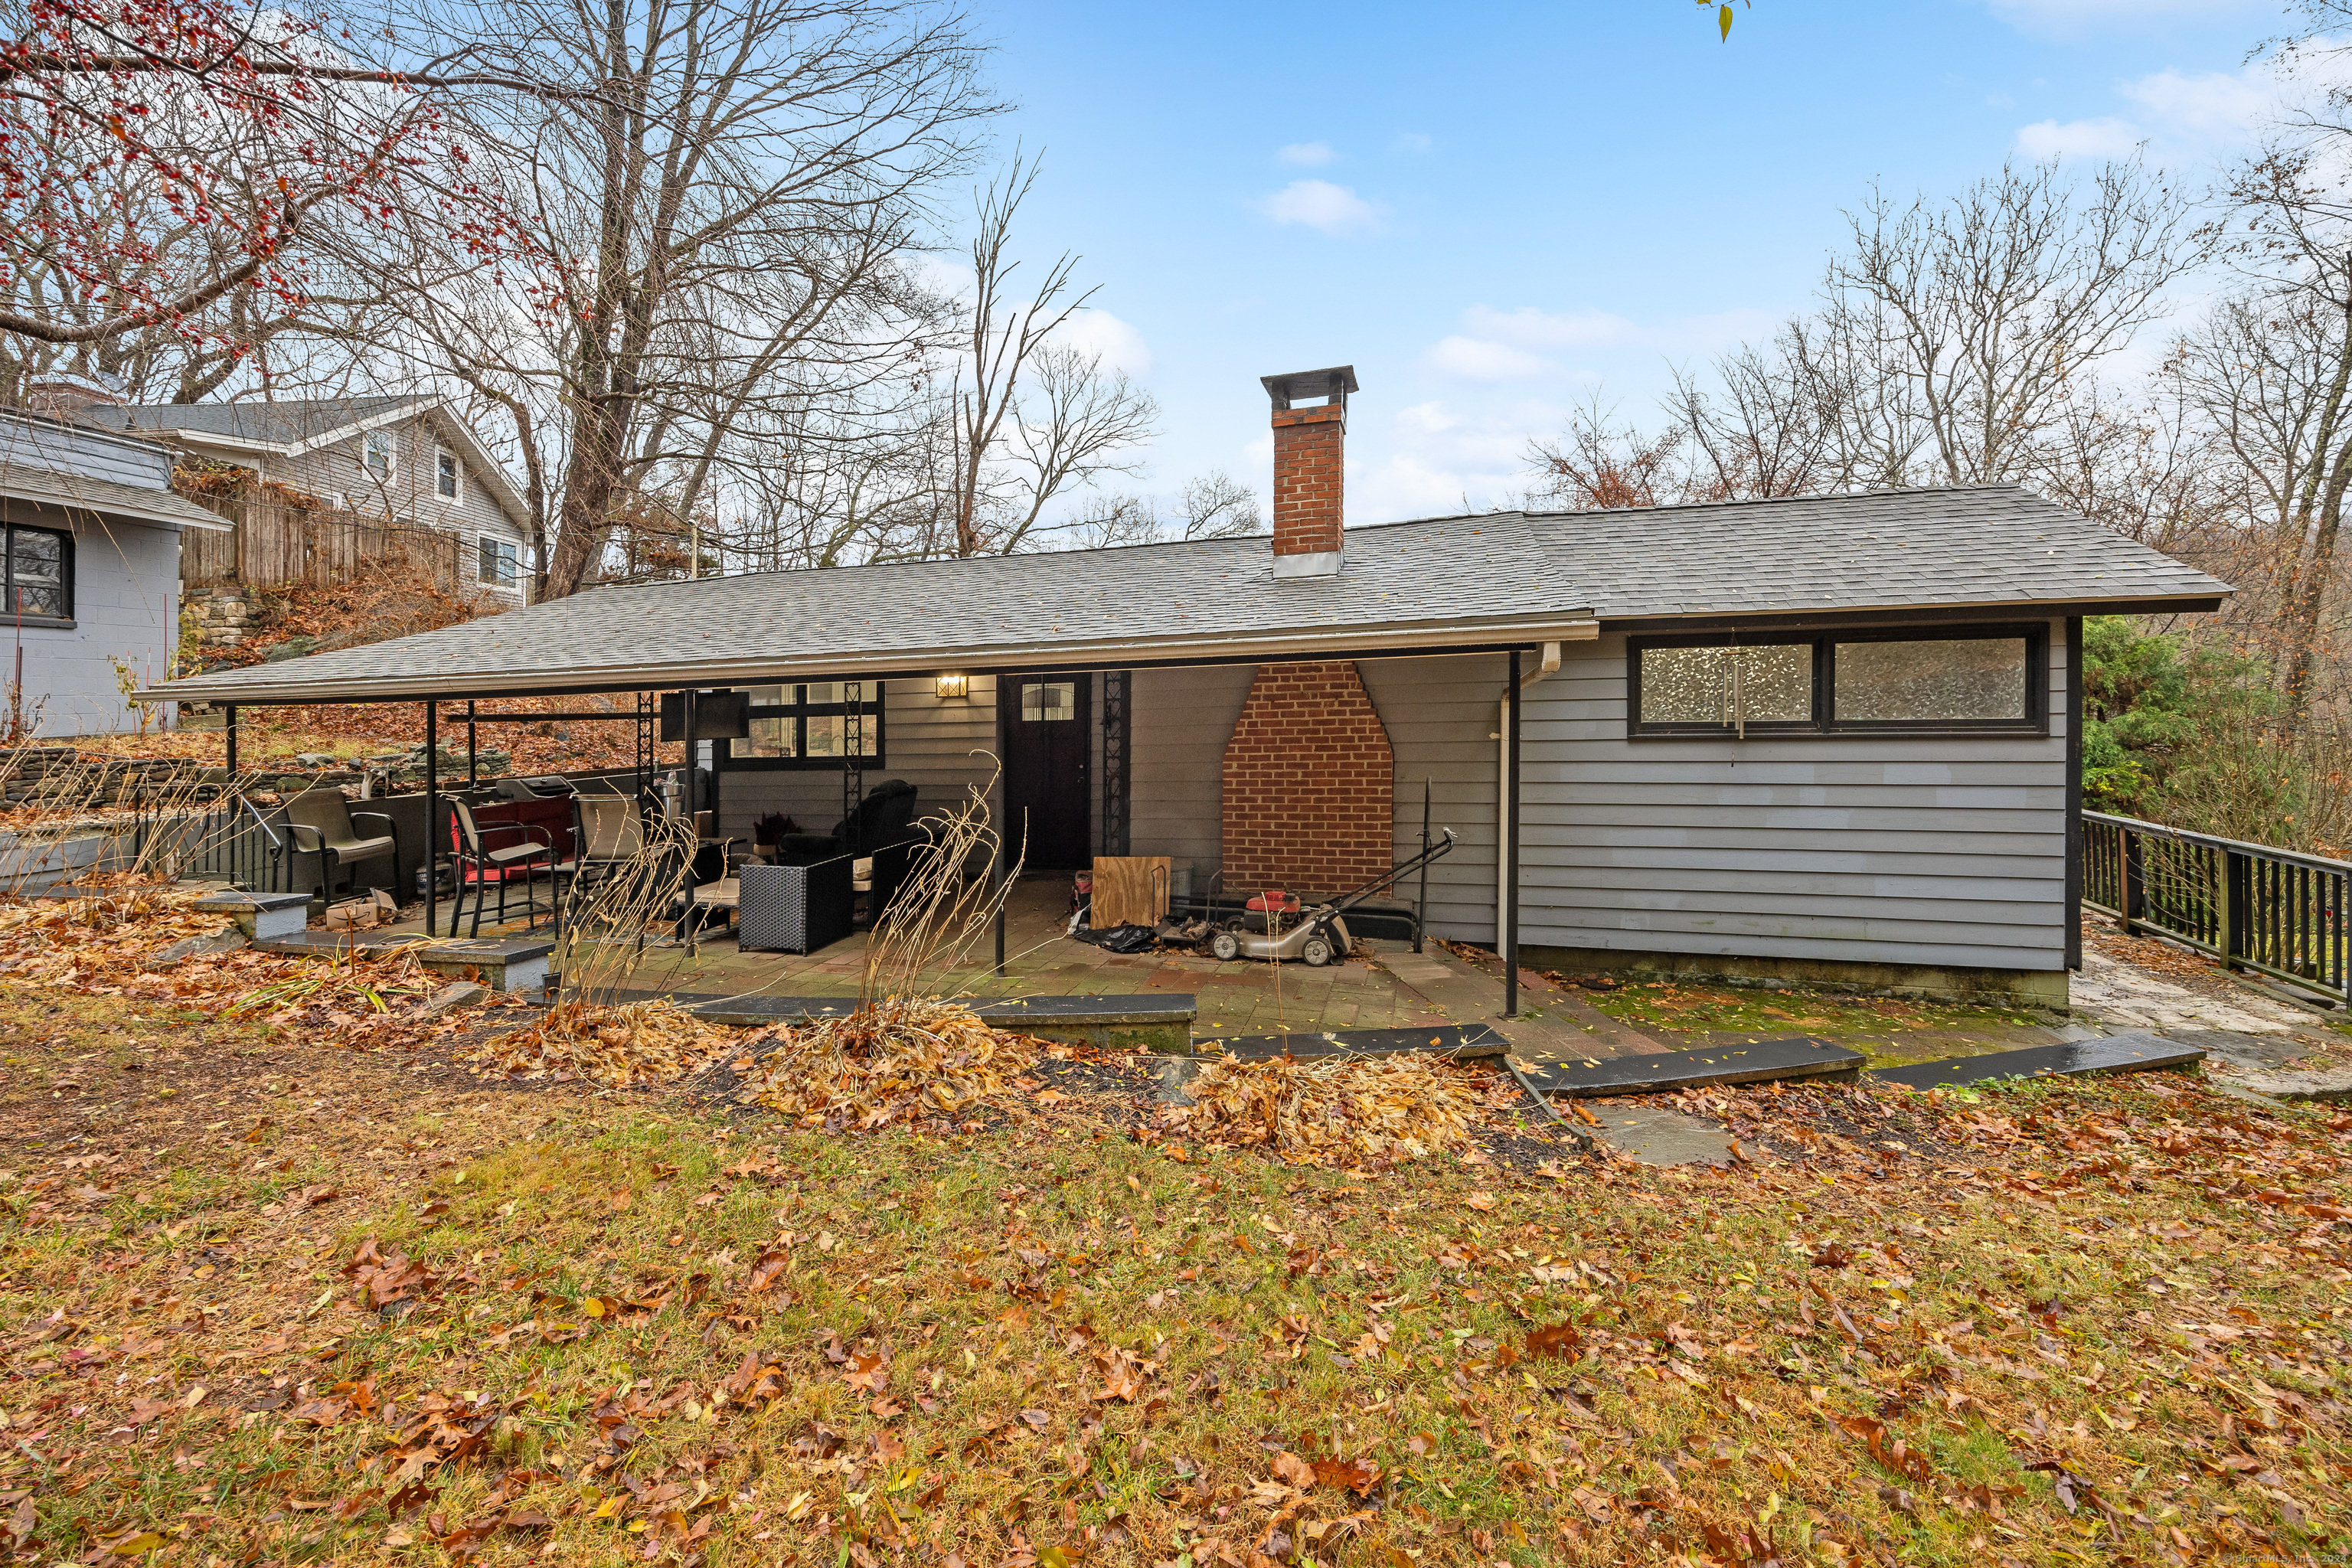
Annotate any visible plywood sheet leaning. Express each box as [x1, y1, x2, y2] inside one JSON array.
[[1092, 855, 1172, 927]]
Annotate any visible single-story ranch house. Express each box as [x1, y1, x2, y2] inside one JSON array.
[[143, 368, 2230, 1005]]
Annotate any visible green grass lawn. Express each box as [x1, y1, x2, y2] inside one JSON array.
[[2, 985, 2347, 1566]]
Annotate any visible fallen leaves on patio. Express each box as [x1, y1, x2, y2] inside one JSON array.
[[1157, 1051, 1488, 1165], [468, 998, 735, 1086], [734, 997, 1037, 1131], [0, 880, 232, 981]]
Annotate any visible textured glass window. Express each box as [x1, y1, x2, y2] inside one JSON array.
[[1021, 681, 1076, 722], [8, 528, 67, 616], [1834, 639, 2027, 721], [1639, 644, 1811, 726]]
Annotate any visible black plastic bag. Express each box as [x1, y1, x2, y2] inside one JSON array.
[[1072, 922, 1158, 953]]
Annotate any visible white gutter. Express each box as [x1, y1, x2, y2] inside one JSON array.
[[1497, 641, 1561, 957]]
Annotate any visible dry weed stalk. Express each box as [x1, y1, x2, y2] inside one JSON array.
[[858, 760, 1021, 1008], [0, 740, 293, 895], [732, 761, 1038, 1130], [544, 805, 701, 1014]]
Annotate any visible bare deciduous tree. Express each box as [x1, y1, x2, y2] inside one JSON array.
[[399, 0, 995, 599]]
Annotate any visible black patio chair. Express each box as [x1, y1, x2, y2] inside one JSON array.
[[280, 788, 400, 904], [448, 797, 559, 936]]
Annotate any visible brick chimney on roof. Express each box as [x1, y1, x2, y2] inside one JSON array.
[[1262, 365, 1356, 579]]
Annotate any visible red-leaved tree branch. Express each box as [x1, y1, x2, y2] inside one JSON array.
[[0, 0, 541, 356]]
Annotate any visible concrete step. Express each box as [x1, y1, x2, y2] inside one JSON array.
[[1517, 1034, 1864, 1097], [1865, 1031, 2204, 1090]]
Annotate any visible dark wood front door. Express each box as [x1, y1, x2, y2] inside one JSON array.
[[1003, 672, 1090, 871]]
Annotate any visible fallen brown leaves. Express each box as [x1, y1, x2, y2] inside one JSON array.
[[734, 997, 1037, 1131], [1152, 1052, 1491, 1165], [468, 998, 735, 1086], [0, 880, 231, 981]]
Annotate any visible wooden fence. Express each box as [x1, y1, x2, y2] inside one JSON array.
[[2082, 810, 2350, 1005], [181, 495, 468, 590]]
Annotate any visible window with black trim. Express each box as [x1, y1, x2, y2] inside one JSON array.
[[1628, 624, 2046, 737], [723, 682, 884, 769], [4, 523, 70, 620]]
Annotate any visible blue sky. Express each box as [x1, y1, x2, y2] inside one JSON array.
[[972, 0, 2303, 524]]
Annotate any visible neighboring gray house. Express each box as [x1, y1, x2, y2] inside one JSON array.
[[0, 413, 231, 736], [80, 395, 535, 600], [142, 367, 2231, 1004]]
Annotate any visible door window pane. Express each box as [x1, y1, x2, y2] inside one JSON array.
[[1638, 644, 1810, 725], [1834, 638, 2028, 720], [1021, 681, 1076, 722], [8, 528, 66, 616]]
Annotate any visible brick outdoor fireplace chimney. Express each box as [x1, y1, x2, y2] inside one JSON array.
[[1262, 364, 1357, 579]]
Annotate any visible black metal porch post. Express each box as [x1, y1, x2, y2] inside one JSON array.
[[424, 701, 439, 936], [466, 700, 478, 791], [224, 704, 238, 777], [1505, 650, 1521, 1020]]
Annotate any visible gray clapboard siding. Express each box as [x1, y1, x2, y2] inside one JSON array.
[[1519, 626, 2069, 973], [717, 675, 1001, 844], [1129, 664, 1254, 880], [1361, 652, 1507, 943]]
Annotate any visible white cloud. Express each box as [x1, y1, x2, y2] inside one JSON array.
[[1426, 335, 1553, 382], [2121, 67, 2279, 139], [1051, 307, 1152, 377], [2014, 115, 2148, 159], [1254, 179, 1383, 236], [1429, 302, 1776, 383], [1355, 399, 1562, 520], [2010, 52, 2349, 162], [1277, 141, 1338, 167], [1390, 132, 1433, 154]]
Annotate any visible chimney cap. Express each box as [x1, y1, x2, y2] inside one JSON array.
[[1261, 365, 1358, 410]]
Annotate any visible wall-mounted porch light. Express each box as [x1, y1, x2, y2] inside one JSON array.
[[935, 672, 969, 700]]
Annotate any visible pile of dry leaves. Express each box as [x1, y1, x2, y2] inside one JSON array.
[[0, 881, 232, 982], [468, 998, 736, 1086], [1158, 1052, 1488, 1165], [735, 997, 1037, 1131]]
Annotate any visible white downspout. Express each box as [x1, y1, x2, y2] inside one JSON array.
[[1496, 642, 1561, 954]]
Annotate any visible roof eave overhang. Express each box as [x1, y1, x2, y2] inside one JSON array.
[[136, 612, 1602, 706], [1596, 593, 2229, 634], [0, 482, 234, 532]]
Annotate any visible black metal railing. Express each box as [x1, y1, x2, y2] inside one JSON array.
[[124, 793, 302, 895], [2082, 810, 2350, 1004]]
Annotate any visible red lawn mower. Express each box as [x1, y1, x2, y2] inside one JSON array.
[[1204, 829, 1455, 966]]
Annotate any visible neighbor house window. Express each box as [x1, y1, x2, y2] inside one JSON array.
[[725, 682, 884, 769], [3, 524, 70, 619], [1628, 625, 2044, 737], [361, 430, 394, 479], [478, 536, 518, 588], [436, 449, 461, 501]]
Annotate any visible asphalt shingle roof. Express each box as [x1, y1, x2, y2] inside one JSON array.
[[0, 466, 233, 531], [1536, 484, 2224, 619], [144, 485, 2230, 705], [83, 397, 426, 450]]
